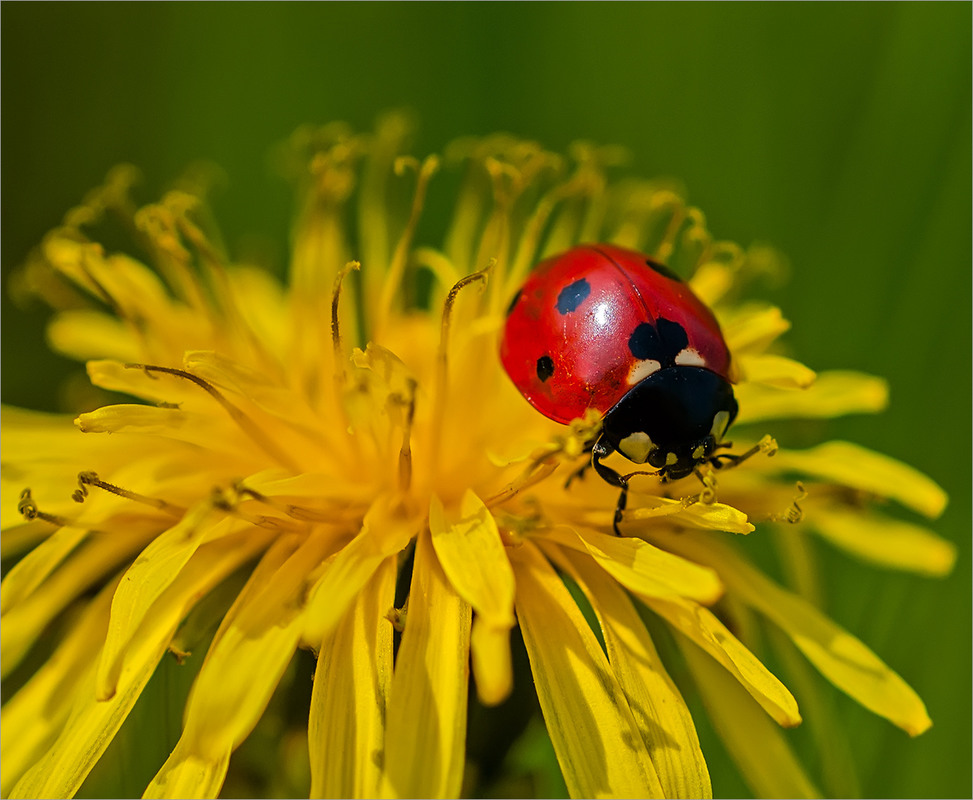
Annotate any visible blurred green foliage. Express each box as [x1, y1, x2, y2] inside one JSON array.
[[2, 4, 969, 798]]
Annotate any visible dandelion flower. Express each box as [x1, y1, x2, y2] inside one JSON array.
[[1, 116, 954, 799]]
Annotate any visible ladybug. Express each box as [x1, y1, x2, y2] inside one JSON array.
[[501, 244, 739, 523]]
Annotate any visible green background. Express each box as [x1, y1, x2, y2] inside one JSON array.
[[2, 4, 969, 798]]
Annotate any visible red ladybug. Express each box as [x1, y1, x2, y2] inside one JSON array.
[[501, 244, 738, 516]]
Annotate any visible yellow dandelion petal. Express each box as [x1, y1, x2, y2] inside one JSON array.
[[736, 352, 817, 389], [667, 533, 932, 736], [680, 637, 821, 799], [143, 749, 230, 800], [0, 520, 52, 560], [309, 558, 396, 799], [470, 616, 514, 708], [558, 548, 712, 800], [149, 532, 331, 797], [542, 524, 724, 604], [47, 310, 142, 363], [2, 529, 147, 679], [687, 259, 734, 307], [734, 370, 889, 423], [429, 490, 516, 706], [429, 490, 516, 628], [382, 530, 471, 799], [645, 595, 802, 727], [772, 440, 948, 519], [512, 541, 665, 799], [84, 360, 203, 410], [183, 533, 332, 757], [73, 405, 248, 466], [721, 304, 790, 353], [626, 494, 755, 533], [0, 525, 90, 613], [96, 504, 223, 700], [809, 505, 957, 576], [10, 532, 267, 799], [0, 580, 115, 796], [302, 498, 418, 647]]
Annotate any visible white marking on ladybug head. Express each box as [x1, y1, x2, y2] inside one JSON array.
[[619, 431, 655, 463], [665, 452, 679, 466], [627, 359, 661, 386], [692, 444, 706, 460], [710, 409, 730, 440], [674, 347, 706, 367]]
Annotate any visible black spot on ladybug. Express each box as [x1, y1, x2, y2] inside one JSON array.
[[657, 317, 689, 355], [536, 355, 555, 382], [628, 323, 662, 361], [628, 318, 690, 366], [556, 279, 591, 314], [506, 289, 522, 317], [645, 259, 683, 283]]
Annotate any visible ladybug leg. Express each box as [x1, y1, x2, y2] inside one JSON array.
[[590, 437, 628, 536], [563, 436, 598, 488], [564, 459, 592, 488]]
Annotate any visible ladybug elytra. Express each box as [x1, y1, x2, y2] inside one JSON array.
[[501, 244, 739, 525]]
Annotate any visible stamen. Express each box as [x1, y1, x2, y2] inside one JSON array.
[[331, 260, 362, 384], [438, 265, 493, 375], [507, 167, 598, 293], [17, 488, 70, 527], [232, 481, 350, 524], [397, 378, 418, 493], [209, 485, 303, 533], [63, 164, 141, 232], [485, 458, 559, 509], [170, 196, 279, 374], [72, 471, 185, 517], [386, 602, 408, 633], [692, 468, 719, 505], [430, 264, 493, 472], [123, 363, 299, 471], [167, 193, 225, 272], [769, 482, 808, 524], [134, 203, 210, 312], [710, 434, 778, 471], [653, 197, 689, 264], [375, 155, 439, 327]]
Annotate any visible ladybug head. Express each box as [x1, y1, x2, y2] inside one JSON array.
[[600, 366, 738, 481]]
